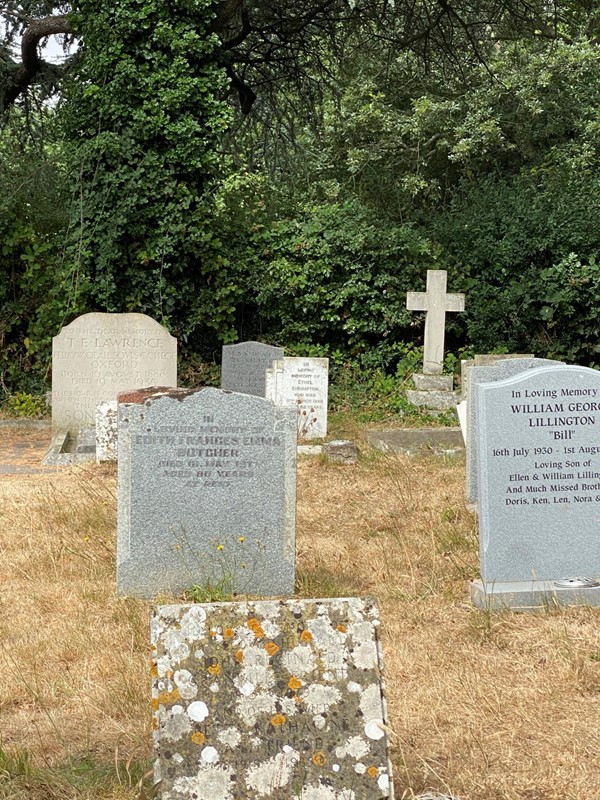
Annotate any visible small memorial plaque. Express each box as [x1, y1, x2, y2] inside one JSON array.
[[477, 365, 600, 582], [151, 597, 393, 799], [279, 357, 329, 440]]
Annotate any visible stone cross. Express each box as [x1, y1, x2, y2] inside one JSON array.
[[406, 269, 465, 374]]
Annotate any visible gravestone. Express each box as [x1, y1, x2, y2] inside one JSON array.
[[406, 270, 465, 375], [466, 358, 562, 504], [266, 357, 329, 439], [221, 342, 284, 397], [117, 387, 296, 598], [96, 400, 118, 462], [471, 364, 600, 609], [151, 597, 393, 799], [52, 313, 177, 433], [460, 354, 533, 401]]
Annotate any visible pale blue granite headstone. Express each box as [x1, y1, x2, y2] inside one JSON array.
[[476, 365, 600, 583], [466, 358, 562, 504], [117, 387, 296, 598]]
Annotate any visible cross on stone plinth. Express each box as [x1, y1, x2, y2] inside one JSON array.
[[406, 269, 465, 374]]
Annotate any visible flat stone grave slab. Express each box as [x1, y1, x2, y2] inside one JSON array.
[[221, 342, 284, 397], [0, 421, 58, 475], [367, 428, 464, 457], [117, 387, 297, 599], [474, 365, 600, 608], [466, 358, 562, 504], [151, 597, 393, 800], [52, 312, 177, 433]]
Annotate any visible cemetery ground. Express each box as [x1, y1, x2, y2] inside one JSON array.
[[2, 428, 600, 800]]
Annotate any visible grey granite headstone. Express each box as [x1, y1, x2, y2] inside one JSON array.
[[466, 358, 562, 504], [52, 312, 177, 433], [117, 387, 297, 599], [151, 597, 394, 799], [221, 342, 284, 397], [472, 365, 600, 609]]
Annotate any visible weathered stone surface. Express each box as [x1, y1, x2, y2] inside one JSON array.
[[367, 428, 464, 457], [412, 373, 454, 392], [324, 440, 360, 463], [266, 357, 329, 440], [221, 342, 284, 397], [466, 358, 562, 504], [151, 597, 394, 800], [406, 390, 458, 411], [51, 312, 177, 433], [406, 270, 465, 374], [96, 400, 118, 462], [460, 354, 533, 400], [471, 579, 600, 611], [42, 428, 97, 466], [476, 365, 600, 584], [117, 387, 297, 599]]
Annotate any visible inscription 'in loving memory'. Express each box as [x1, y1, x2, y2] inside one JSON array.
[[490, 384, 600, 507]]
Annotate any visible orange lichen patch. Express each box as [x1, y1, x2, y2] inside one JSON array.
[[367, 766, 379, 778], [337, 624, 347, 633], [150, 663, 159, 678], [265, 642, 280, 656], [223, 628, 235, 639], [209, 629, 218, 638], [157, 688, 181, 705], [312, 751, 327, 766], [247, 618, 265, 638], [151, 697, 159, 711], [270, 714, 286, 727], [191, 732, 206, 746], [207, 663, 221, 676], [294, 695, 302, 703], [152, 717, 159, 730], [288, 676, 302, 691], [235, 649, 244, 663], [300, 630, 313, 642]]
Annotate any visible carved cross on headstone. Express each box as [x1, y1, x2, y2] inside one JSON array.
[[406, 269, 465, 374]]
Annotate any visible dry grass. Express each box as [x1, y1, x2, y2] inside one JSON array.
[[2, 444, 600, 799]]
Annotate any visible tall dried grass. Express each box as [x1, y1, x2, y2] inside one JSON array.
[[1, 447, 600, 799]]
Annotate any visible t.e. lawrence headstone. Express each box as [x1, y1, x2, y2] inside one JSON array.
[[151, 597, 393, 800], [221, 342, 284, 397], [473, 365, 600, 607], [52, 313, 177, 433], [117, 387, 297, 599]]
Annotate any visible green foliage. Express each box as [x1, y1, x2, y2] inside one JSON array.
[[185, 577, 234, 603], [61, 0, 237, 354], [5, 392, 48, 417]]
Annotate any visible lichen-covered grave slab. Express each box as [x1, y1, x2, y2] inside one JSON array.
[[151, 597, 394, 800]]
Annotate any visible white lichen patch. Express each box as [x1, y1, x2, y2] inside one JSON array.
[[187, 700, 209, 722], [179, 605, 207, 639], [359, 683, 382, 721], [301, 684, 341, 714], [299, 784, 356, 799], [281, 644, 316, 676], [364, 719, 385, 740], [161, 705, 192, 741], [378, 772, 391, 796], [335, 736, 369, 760], [171, 764, 236, 800], [217, 727, 241, 748], [245, 749, 300, 797], [174, 669, 198, 699], [201, 746, 220, 764], [350, 639, 378, 670]]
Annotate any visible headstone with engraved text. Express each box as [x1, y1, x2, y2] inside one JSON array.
[[117, 387, 296, 598], [151, 597, 393, 799], [221, 342, 284, 397], [472, 365, 600, 609], [265, 357, 329, 439], [52, 313, 177, 433]]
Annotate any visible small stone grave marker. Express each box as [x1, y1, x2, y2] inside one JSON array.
[[151, 597, 393, 799], [117, 387, 296, 598], [221, 342, 284, 397], [51, 312, 176, 433], [466, 358, 562, 504], [266, 357, 329, 439], [472, 365, 600, 609]]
